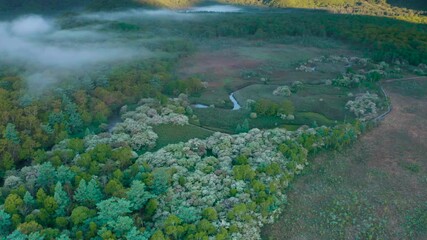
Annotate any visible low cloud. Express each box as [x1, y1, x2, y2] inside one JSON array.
[[0, 15, 147, 93], [80, 5, 242, 21], [187, 5, 242, 13], [0, 5, 242, 94]]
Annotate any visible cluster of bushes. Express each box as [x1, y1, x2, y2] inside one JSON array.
[[163, 78, 206, 97], [85, 97, 190, 151], [252, 99, 295, 117], [346, 92, 381, 121]]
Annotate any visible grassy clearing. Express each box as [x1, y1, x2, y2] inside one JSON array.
[[179, 38, 358, 108], [234, 84, 355, 121], [262, 86, 427, 240], [193, 107, 336, 133], [153, 124, 214, 149]]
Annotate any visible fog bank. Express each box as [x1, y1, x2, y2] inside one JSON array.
[[0, 5, 243, 93]]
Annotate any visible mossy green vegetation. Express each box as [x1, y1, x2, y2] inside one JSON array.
[[153, 124, 214, 149]]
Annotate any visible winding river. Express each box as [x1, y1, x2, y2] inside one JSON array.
[[229, 93, 241, 110]]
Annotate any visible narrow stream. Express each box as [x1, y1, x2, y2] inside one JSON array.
[[229, 93, 241, 110], [193, 104, 209, 108]]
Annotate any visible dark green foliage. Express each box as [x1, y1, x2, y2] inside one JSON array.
[[36, 162, 57, 188], [176, 205, 202, 223], [163, 77, 204, 96], [74, 179, 104, 207], [96, 197, 132, 224], [54, 182, 70, 216], [4, 123, 20, 144], [0, 210, 11, 236], [202, 207, 218, 221], [233, 165, 256, 181], [56, 166, 75, 185], [182, 13, 427, 65], [70, 206, 94, 225], [235, 119, 250, 133], [151, 169, 170, 195], [127, 180, 154, 210], [233, 155, 249, 165]]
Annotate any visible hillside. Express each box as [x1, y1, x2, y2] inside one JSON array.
[[1, 0, 426, 14], [388, 0, 427, 11]]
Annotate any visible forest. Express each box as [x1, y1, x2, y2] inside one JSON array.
[[0, 1, 427, 240]]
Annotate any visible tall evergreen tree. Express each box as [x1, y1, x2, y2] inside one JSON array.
[[74, 179, 104, 206], [0, 210, 11, 237], [54, 182, 70, 216], [127, 180, 154, 210], [4, 123, 20, 144]]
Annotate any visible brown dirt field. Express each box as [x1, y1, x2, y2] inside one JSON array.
[[262, 79, 427, 240], [177, 49, 263, 81]]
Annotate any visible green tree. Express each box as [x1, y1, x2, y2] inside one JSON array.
[[43, 196, 58, 215], [0, 210, 11, 236], [107, 216, 133, 237], [144, 199, 159, 219], [56, 166, 75, 185], [74, 179, 104, 206], [127, 180, 154, 210], [104, 179, 125, 197], [4, 194, 24, 215], [112, 147, 133, 169], [241, 119, 250, 132], [36, 188, 47, 206], [17, 221, 42, 235], [71, 206, 94, 225], [202, 207, 218, 221], [96, 197, 132, 224], [62, 94, 83, 134], [233, 165, 256, 181], [27, 232, 44, 240], [67, 138, 85, 154], [152, 169, 170, 195], [54, 182, 70, 216], [126, 227, 148, 240], [176, 205, 201, 224], [4, 123, 20, 144], [6, 230, 27, 240], [23, 192, 35, 207], [197, 219, 216, 235], [89, 144, 112, 163], [235, 124, 242, 133], [56, 234, 71, 240], [150, 230, 166, 240], [36, 162, 57, 188], [163, 214, 185, 239], [279, 100, 295, 115]]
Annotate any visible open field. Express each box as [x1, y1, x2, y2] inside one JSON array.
[[176, 38, 375, 132], [178, 38, 358, 108], [152, 124, 214, 149], [262, 79, 427, 239], [233, 84, 357, 121], [193, 107, 337, 134]]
